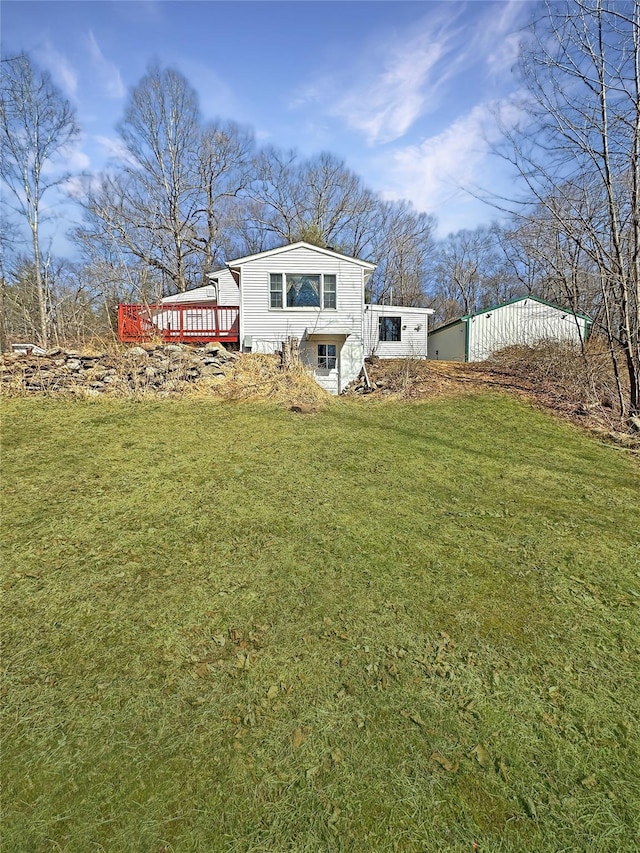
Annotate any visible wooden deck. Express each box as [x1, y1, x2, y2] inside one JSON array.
[[118, 303, 240, 344]]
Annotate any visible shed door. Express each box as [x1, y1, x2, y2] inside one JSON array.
[[313, 339, 340, 395]]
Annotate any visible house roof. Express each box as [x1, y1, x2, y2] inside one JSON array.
[[226, 241, 377, 270], [366, 304, 434, 315], [430, 294, 592, 334], [162, 284, 217, 304]]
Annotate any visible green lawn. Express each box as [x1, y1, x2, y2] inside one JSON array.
[[2, 395, 639, 852]]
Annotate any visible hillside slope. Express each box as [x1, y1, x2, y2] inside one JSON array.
[[3, 395, 639, 852]]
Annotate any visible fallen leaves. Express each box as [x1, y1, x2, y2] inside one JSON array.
[[401, 710, 427, 728], [497, 757, 509, 781], [431, 751, 459, 773], [472, 743, 492, 769], [235, 652, 250, 670]]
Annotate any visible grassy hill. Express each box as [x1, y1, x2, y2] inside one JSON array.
[[2, 394, 639, 852]]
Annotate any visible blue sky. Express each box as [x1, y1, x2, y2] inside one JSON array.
[[2, 0, 537, 249]]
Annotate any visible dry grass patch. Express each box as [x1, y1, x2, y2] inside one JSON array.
[[216, 353, 330, 409], [1, 347, 330, 412]]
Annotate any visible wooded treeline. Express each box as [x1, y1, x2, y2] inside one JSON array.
[[1, 1, 639, 417]]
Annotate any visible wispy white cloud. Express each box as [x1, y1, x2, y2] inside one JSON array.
[[349, 38, 454, 141], [63, 147, 91, 173], [39, 138, 91, 198], [479, 0, 531, 77], [294, 2, 532, 147], [295, 9, 466, 145], [380, 97, 524, 235], [94, 134, 137, 166], [86, 31, 125, 99], [34, 40, 78, 98]]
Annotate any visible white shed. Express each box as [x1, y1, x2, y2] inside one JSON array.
[[427, 296, 591, 362]]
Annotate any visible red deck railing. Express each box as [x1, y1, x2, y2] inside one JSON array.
[[118, 303, 240, 344]]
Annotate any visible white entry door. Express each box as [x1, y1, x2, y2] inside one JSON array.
[[313, 339, 340, 394]]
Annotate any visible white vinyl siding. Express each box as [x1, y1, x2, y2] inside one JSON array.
[[214, 269, 241, 306], [364, 305, 430, 358], [162, 269, 240, 307], [239, 246, 365, 355], [162, 285, 217, 304]]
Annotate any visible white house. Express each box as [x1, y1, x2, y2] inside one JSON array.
[[142, 242, 433, 394], [427, 295, 592, 362]]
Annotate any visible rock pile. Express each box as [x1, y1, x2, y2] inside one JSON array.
[[0, 342, 238, 396]]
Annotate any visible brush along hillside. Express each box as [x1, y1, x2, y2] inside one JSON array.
[[3, 340, 637, 441], [0, 344, 331, 409], [2, 395, 639, 852]]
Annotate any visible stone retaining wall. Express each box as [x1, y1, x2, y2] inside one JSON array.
[[0, 343, 238, 396]]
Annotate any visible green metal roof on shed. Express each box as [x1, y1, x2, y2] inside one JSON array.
[[430, 295, 592, 333]]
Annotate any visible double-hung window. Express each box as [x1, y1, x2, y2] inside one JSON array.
[[379, 316, 402, 342], [270, 273, 337, 309], [323, 275, 336, 309], [270, 273, 284, 308]]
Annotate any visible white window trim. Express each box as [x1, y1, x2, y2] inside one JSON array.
[[268, 271, 337, 311], [317, 343, 337, 370]]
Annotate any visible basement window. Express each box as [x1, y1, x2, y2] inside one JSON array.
[[318, 343, 337, 370], [379, 316, 402, 342]]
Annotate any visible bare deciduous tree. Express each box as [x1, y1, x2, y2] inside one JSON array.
[[500, 0, 640, 418], [116, 63, 201, 293], [247, 149, 379, 257], [195, 120, 254, 272], [369, 201, 436, 306], [81, 65, 255, 296], [0, 53, 79, 347], [431, 226, 513, 321]]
